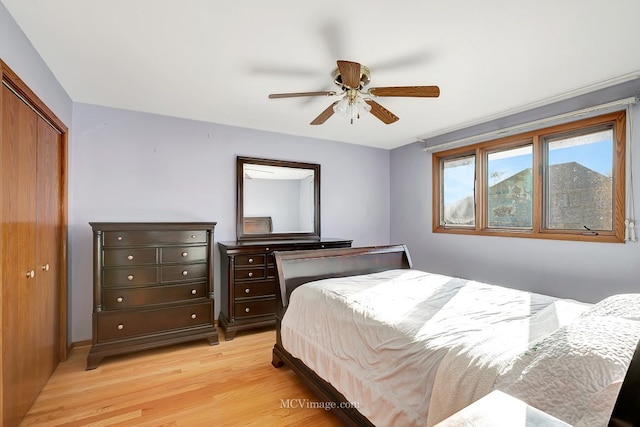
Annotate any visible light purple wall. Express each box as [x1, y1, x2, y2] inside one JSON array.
[[390, 104, 640, 304], [70, 103, 391, 341]]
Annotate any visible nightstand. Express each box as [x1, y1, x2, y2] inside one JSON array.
[[434, 390, 571, 427]]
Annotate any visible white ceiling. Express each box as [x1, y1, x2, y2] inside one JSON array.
[[3, 0, 640, 149]]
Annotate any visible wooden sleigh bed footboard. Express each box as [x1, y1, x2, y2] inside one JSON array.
[[271, 245, 412, 425]]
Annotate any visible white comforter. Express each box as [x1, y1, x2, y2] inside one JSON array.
[[280, 269, 638, 427]]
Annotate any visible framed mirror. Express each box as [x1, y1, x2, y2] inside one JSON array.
[[237, 156, 320, 241]]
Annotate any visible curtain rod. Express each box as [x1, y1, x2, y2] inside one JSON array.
[[423, 95, 639, 153]]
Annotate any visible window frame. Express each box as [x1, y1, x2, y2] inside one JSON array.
[[432, 110, 626, 243]]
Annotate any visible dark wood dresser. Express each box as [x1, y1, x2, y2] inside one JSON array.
[[218, 238, 352, 339], [87, 222, 218, 370]]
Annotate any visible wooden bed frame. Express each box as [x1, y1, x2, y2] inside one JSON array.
[[271, 245, 412, 425], [270, 244, 640, 426]]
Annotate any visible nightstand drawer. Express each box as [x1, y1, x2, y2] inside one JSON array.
[[96, 302, 212, 342], [103, 230, 207, 247], [235, 254, 266, 267], [161, 263, 208, 282], [234, 281, 277, 298], [161, 245, 207, 263], [103, 282, 207, 309], [234, 267, 266, 281], [234, 298, 277, 318], [103, 248, 157, 267], [103, 267, 158, 287]]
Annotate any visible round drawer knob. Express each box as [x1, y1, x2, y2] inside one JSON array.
[[248, 272, 253, 278], [190, 235, 196, 239], [127, 275, 134, 281], [182, 252, 188, 257], [117, 324, 124, 330], [245, 288, 250, 294], [191, 289, 197, 295], [117, 236, 123, 241], [116, 297, 123, 303], [245, 307, 251, 313], [182, 270, 188, 276], [265, 247, 269, 251], [127, 255, 134, 260], [191, 313, 197, 319], [248, 258, 254, 263]]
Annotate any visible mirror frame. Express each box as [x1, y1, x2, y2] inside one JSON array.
[[236, 156, 321, 241]]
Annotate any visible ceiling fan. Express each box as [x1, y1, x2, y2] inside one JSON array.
[[268, 60, 440, 125]]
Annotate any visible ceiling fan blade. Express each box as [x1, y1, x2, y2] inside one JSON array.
[[310, 101, 338, 125], [368, 86, 440, 97], [269, 91, 336, 99], [337, 60, 362, 89], [364, 99, 399, 124]]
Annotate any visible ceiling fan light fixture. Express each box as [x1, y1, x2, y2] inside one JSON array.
[[333, 93, 371, 124]]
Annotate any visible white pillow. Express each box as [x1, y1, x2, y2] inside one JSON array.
[[495, 313, 640, 427], [582, 294, 640, 321]]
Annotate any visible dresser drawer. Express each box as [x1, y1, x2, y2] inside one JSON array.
[[103, 282, 207, 310], [103, 230, 207, 247], [103, 248, 157, 267], [234, 298, 277, 318], [161, 245, 207, 263], [234, 281, 277, 299], [161, 263, 207, 282], [235, 254, 266, 267], [103, 267, 158, 287], [96, 302, 213, 342], [234, 267, 266, 281]]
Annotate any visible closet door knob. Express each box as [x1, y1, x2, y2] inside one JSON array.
[[41, 263, 50, 271], [26, 270, 35, 278]]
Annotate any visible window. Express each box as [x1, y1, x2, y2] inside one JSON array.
[[440, 155, 475, 227], [487, 144, 533, 229], [432, 111, 626, 242]]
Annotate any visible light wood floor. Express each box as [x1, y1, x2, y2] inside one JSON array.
[[20, 328, 342, 426]]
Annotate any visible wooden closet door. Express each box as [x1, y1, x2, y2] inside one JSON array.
[[35, 116, 62, 393], [1, 85, 38, 426]]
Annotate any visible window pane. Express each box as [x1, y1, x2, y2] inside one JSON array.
[[487, 145, 533, 229], [545, 127, 613, 231], [442, 156, 475, 226]]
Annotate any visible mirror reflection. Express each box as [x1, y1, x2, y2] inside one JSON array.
[[237, 156, 320, 241], [243, 163, 315, 234]]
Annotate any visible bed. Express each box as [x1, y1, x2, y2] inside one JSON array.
[[271, 245, 640, 427]]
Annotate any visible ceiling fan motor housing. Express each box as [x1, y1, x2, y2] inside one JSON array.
[[332, 64, 371, 90]]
